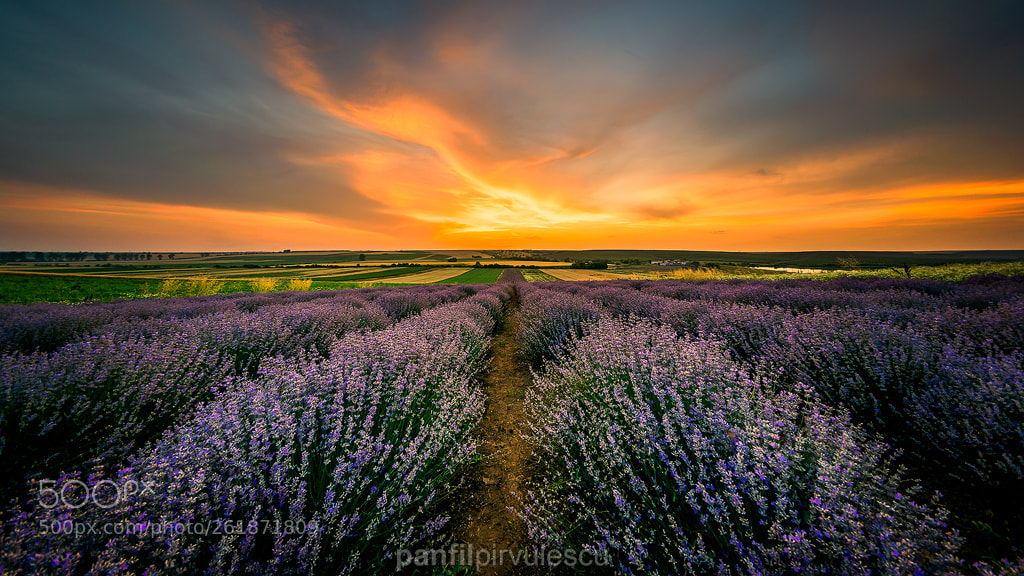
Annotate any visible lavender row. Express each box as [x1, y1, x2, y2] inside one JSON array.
[[522, 315, 961, 574], [668, 302, 1024, 497], [1, 286, 511, 575], [0, 332, 230, 505], [522, 280, 1024, 492], [542, 274, 1024, 314], [0, 284, 482, 355], [539, 277, 1024, 353], [0, 285, 482, 507], [515, 283, 604, 362], [0, 300, 390, 503], [517, 280, 1024, 569]]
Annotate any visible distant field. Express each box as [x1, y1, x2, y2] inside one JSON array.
[[545, 269, 621, 281], [9, 249, 1024, 273], [530, 249, 1024, 269], [32, 266, 205, 275], [521, 269, 561, 282], [195, 270, 309, 279], [0, 273, 160, 304], [437, 268, 504, 284], [0, 250, 507, 272], [3, 258, 1023, 304], [0, 273, 340, 304], [378, 268, 470, 284], [317, 266, 430, 281], [198, 250, 436, 265], [470, 260, 567, 267]]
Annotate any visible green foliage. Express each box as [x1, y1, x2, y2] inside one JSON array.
[[0, 274, 378, 304], [836, 255, 861, 269], [569, 259, 609, 269], [0, 274, 161, 304]]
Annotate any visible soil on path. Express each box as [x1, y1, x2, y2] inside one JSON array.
[[450, 288, 540, 575]]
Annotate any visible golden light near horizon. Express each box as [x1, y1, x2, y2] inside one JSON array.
[[1, 2, 1023, 251]]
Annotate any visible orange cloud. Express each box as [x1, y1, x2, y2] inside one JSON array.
[[6, 2, 1023, 253], [0, 182, 400, 251], [261, 19, 480, 160], [258, 16, 616, 233], [225, 15, 1024, 251]]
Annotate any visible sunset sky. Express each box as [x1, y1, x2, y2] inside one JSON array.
[[1, 0, 1022, 251]]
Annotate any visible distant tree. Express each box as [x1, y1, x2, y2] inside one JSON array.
[[891, 263, 914, 278], [570, 259, 609, 270], [168, 253, 175, 260], [358, 253, 367, 261], [837, 256, 861, 270], [157, 254, 163, 260], [447, 256, 458, 262]]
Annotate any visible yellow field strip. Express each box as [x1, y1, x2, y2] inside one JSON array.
[[543, 269, 622, 281]]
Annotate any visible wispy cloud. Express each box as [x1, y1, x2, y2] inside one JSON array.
[[0, 0, 1021, 250]]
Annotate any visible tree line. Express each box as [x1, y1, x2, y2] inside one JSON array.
[[0, 252, 178, 263]]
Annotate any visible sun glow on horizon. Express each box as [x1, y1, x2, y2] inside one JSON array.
[[1, 2, 1022, 251]]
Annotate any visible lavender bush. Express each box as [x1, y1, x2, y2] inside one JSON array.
[[0, 332, 229, 503], [516, 284, 604, 362], [523, 315, 962, 575], [0, 284, 480, 355], [523, 278, 1023, 568], [532, 280, 1024, 494], [0, 288, 508, 575]]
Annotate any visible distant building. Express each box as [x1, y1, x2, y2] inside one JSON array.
[[651, 260, 688, 266]]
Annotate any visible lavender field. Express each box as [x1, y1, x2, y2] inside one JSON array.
[[0, 276, 1022, 574], [0, 284, 507, 574], [517, 276, 1024, 575]]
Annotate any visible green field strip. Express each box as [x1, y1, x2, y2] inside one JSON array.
[[316, 266, 432, 281], [215, 270, 313, 279]]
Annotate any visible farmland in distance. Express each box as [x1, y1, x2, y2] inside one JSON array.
[[2, 270, 1023, 574]]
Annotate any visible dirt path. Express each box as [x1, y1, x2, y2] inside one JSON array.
[[450, 288, 539, 575]]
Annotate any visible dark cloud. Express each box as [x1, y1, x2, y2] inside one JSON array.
[[0, 0, 394, 224], [696, 0, 1024, 181], [1, 0, 1022, 248]]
